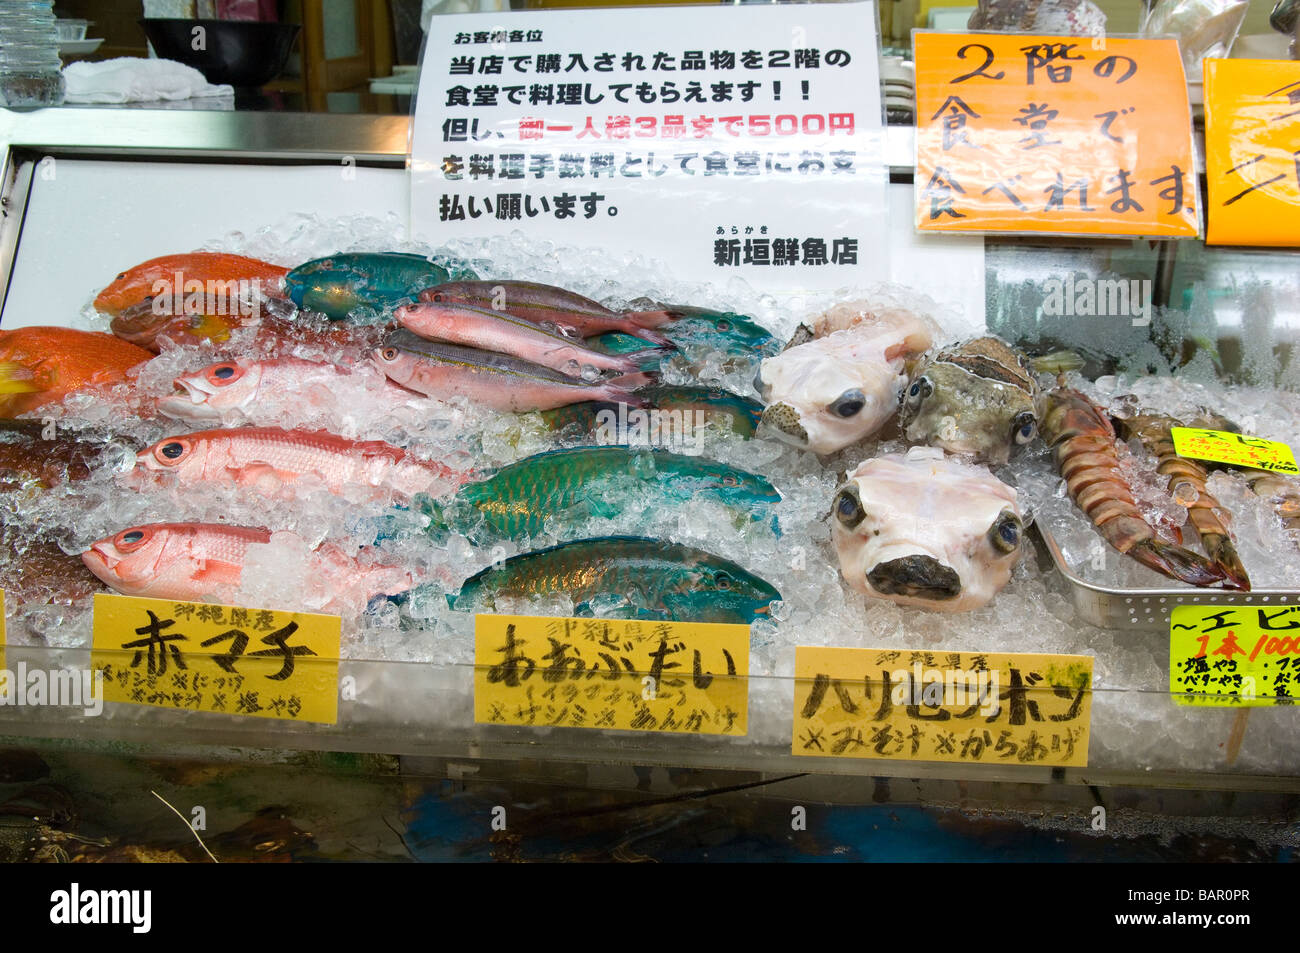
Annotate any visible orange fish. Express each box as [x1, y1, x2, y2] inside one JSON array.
[[93, 252, 289, 317], [0, 327, 152, 416]]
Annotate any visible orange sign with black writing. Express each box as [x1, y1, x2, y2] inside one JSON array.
[[914, 32, 1199, 237], [1205, 58, 1300, 247]]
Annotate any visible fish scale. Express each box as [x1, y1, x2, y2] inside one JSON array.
[[451, 536, 780, 624], [426, 446, 778, 540], [137, 426, 458, 499]]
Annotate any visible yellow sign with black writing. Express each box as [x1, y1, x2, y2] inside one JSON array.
[[1171, 605, 1300, 706], [914, 32, 1198, 237], [474, 615, 749, 735], [793, 647, 1093, 766], [90, 593, 340, 724], [1205, 59, 1300, 247], [1171, 426, 1298, 474]]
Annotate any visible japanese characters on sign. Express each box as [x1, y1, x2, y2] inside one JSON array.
[[793, 646, 1093, 767], [1170, 426, 1298, 475], [1204, 58, 1300, 247], [90, 594, 341, 724], [474, 615, 748, 735], [1171, 605, 1300, 706], [914, 33, 1199, 238], [411, 2, 886, 293]]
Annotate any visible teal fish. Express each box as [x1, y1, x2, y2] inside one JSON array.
[[419, 446, 779, 540], [448, 536, 781, 623], [589, 308, 779, 368], [540, 385, 763, 438], [285, 253, 472, 320]]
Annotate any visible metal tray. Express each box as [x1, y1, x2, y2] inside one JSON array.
[[1036, 526, 1299, 632]]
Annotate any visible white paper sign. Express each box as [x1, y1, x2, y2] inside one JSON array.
[[410, 2, 887, 295]]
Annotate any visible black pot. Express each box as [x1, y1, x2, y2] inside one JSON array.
[[139, 18, 300, 88]]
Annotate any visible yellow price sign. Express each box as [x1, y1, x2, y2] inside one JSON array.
[[1205, 59, 1300, 247], [90, 593, 340, 724], [914, 32, 1198, 237], [474, 615, 749, 735], [1171, 605, 1300, 706], [793, 646, 1093, 766], [1170, 426, 1298, 474]]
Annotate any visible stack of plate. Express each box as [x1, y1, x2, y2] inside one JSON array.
[[881, 56, 914, 124]]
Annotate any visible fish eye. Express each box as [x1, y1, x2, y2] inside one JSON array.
[[833, 487, 866, 528], [206, 363, 241, 386], [829, 389, 866, 418], [714, 571, 732, 590], [431, 293, 443, 302], [157, 440, 187, 462], [115, 528, 148, 550], [989, 510, 1023, 554], [905, 376, 933, 409], [721, 474, 740, 487], [1012, 411, 1037, 445], [380, 347, 399, 361], [717, 319, 731, 331]]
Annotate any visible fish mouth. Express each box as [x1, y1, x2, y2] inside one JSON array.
[[759, 402, 808, 446], [157, 379, 220, 420], [867, 555, 961, 601]]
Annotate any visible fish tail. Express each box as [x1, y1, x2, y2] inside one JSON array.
[[0, 363, 40, 395], [625, 309, 681, 328], [1130, 538, 1227, 588], [622, 345, 676, 369], [620, 323, 674, 346]]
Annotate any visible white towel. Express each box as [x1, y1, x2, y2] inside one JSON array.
[[63, 57, 234, 104]]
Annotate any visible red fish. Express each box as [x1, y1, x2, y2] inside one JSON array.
[[417, 280, 675, 342], [0, 327, 152, 417], [93, 252, 288, 317], [133, 426, 464, 500], [82, 523, 412, 608]]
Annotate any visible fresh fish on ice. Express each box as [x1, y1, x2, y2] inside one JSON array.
[[133, 426, 463, 500], [756, 303, 935, 454], [82, 522, 413, 610], [372, 329, 650, 413], [419, 280, 674, 343], [448, 535, 781, 624], [830, 447, 1025, 612], [395, 302, 668, 377], [901, 336, 1043, 464]]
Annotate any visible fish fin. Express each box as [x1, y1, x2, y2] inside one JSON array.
[[232, 462, 283, 491], [1030, 350, 1085, 374], [628, 345, 677, 367], [783, 324, 815, 351], [625, 309, 680, 328], [0, 363, 41, 395], [607, 371, 657, 392], [622, 323, 674, 346]]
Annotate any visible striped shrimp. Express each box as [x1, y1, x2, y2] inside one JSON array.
[[1114, 414, 1251, 591], [1041, 388, 1226, 587]]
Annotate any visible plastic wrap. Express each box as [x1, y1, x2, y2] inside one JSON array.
[[968, 0, 1106, 36], [1143, 0, 1249, 81]]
